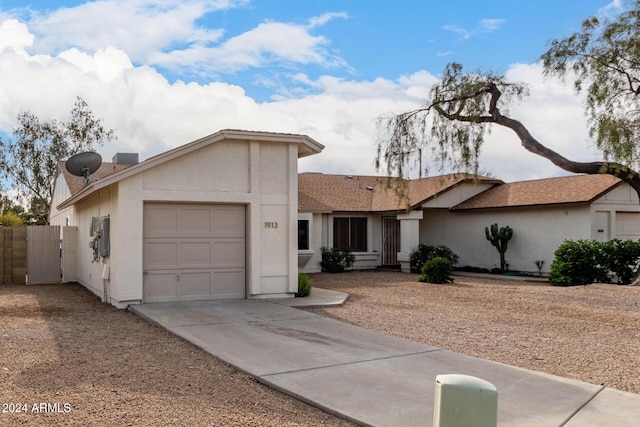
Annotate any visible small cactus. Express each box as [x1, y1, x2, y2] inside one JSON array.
[[485, 223, 513, 272]]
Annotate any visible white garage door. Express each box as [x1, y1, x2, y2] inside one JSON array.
[[616, 212, 640, 240], [143, 203, 245, 303]]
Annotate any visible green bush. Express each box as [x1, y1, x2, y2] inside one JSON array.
[[296, 273, 312, 297], [549, 239, 640, 286], [320, 247, 355, 273], [410, 244, 459, 274], [419, 257, 454, 284], [549, 240, 607, 286], [600, 239, 640, 284]]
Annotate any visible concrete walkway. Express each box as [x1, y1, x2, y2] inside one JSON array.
[[131, 290, 640, 426]]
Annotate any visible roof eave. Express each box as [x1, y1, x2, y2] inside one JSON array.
[[451, 200, 591, 211]]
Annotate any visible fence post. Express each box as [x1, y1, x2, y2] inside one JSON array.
[[433, 374, 498, 427]]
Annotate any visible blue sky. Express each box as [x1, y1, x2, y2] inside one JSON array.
[[0, 0, 625, 182]]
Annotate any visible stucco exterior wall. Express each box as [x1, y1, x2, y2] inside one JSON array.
[[420, 206, 592, 273], [49, 173, 74, 228], [71, 186, 117, 301], [84, 138, 299, 307]]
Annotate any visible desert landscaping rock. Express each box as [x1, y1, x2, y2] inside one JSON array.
[[0, 283, 354, 427], [2, 271, 639, 426], [306, 271, 640, 395]]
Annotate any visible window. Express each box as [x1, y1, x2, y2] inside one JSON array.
[[333, 217, 367, 252], [298, 219, 310, 250]]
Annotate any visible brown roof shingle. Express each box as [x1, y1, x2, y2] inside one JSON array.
[[452, 174, 622, 210], [59, 161, 136, 197], [298, 172, 501, 213]]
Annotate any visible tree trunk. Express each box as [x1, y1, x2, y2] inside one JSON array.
[[484, 84, 640, 200]]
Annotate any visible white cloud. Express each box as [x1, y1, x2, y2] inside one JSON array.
[[0, 8, 599, 185], [479, 18, 505, 32], [0, 19, 33, 54], [599, 0, 623, 19], [443, 18, 506, 40], [307, 12, 348, 29], [151, 16, 348, 75], [0, 18, 421, 176], [24, 0, 240, 62], [13, 1, 348, 79], [58, 47, 134, 83], [442, 24, 471, 40]]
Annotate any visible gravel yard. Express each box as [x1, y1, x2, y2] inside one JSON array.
[[306, 271, 640, 395], [2, 272, 639, 426], [0, 283, 354, 427]]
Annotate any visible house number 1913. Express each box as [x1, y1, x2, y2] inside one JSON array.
[[264, 221, 278, 229]]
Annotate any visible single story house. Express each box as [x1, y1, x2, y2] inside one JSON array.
[[49, 129, 323, 308], [298, 172, 640, 274]]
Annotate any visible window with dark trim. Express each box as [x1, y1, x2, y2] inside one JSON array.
[[333, 217, 367, 252], [298, 219, 310, 250]]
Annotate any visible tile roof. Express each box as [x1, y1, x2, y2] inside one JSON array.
[[298, 172, 501, 213], [59, 161, 136, 197], [452, 174, 622, 210]]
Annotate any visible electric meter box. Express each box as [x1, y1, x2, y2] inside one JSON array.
[[98, 217, 110, 257], [433, 374, 498, 427]]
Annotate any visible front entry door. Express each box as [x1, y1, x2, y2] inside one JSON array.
[[382, 217, 400, 265]]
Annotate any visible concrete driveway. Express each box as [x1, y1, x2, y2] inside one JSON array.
[[131, 291, 640, 426]]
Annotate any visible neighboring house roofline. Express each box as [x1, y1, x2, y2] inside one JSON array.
[[298, 172, 502, 213], [451, 174, 623, 211], [57, 129, 324, 210], [406, 174, 502, 210]]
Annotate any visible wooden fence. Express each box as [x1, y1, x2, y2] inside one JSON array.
[[0, 227, 27, 284], [0, 226, 62, 285]]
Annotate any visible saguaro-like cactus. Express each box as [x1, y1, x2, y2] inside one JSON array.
[[485, 223, 513, 272]]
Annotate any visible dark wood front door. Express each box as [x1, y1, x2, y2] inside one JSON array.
[[382, 217, 400, 265]]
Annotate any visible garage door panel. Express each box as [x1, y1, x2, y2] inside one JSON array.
[[144, 207, 178, 236], [144, 242, 178, 268], [180, 208, 212, 235], [616, 212, 640, 239], [178, 272, 211, 297], [212, 270, 246, 298], [180, 241, 212, 266], [144, 273, 178, 301], [213, 206, 246, 237], [144, 203, 246, 302], [212, 240, 245, 267]]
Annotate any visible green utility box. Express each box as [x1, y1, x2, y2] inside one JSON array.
[[433, 374, 498, 427]]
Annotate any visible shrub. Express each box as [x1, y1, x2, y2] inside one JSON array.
[[296, 273, 312, 297], [320, 247, 355, 273], [600, 239, 640, 284], [549, 240, 609, 286], [409, 244, 459, 274], [550, 239, 640, 286], [419, 257, 454, 284]]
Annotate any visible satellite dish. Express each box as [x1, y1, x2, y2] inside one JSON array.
[[66, 152, 102, 186]]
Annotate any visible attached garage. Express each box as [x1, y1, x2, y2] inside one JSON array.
[[616, 212, 640, 240], [50, 129, 324, 308], [143, 203, 246, 303]]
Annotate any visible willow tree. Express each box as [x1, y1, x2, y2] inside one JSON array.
[[377, 2, 640, 199]]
